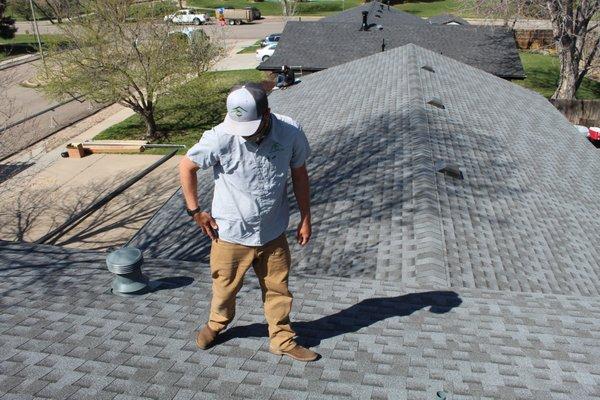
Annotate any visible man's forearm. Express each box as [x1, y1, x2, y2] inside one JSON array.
[[180, 158, 200, 210], [291, 165, 311, 219]]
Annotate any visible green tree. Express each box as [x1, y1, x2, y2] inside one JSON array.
[[0, 0, 17, 39], [41, 0, 223, 140]]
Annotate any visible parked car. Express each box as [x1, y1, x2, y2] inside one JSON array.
[[244, 6, 261, 20], [256, 43, 277, 62], [164, 9, 210, 25], [260, 34, 281, 47]]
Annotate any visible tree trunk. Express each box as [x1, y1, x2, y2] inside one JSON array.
[[141, 109, 159, 141], [552, 49, 578, 99]]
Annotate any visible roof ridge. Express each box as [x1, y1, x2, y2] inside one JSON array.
[[401, 44, 449, 288]]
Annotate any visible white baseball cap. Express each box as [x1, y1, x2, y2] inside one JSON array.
[[216, 83, 268, 136]]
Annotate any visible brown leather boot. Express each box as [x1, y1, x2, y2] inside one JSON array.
[[195, 325, 218, 350], [270, 344, 319, 362]]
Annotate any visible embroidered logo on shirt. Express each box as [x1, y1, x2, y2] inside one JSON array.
[[270, 143, 284, 153], [231, 106, 247, 117], [266, 142, 285, 161]]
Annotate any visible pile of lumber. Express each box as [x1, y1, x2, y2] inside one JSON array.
[[67, 140, 148, 157]]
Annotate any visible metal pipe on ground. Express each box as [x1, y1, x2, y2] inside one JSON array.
[[34, 148, 179, 245]]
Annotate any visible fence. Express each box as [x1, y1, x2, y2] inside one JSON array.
[[550, 99, 600, 127]]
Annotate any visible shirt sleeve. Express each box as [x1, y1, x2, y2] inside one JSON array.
[[290, 126, 311, 168], [186, 130, 220, 169]]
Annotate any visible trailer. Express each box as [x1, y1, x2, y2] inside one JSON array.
[[215, 8, 254, 25]]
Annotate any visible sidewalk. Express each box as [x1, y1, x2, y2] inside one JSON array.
[[213, 39, 260, 71], [466, 18, 552, 29]]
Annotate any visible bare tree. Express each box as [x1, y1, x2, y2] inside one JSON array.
[[547, 0, 599, 99], [460, 0, 599, 99], [280, 0, 298, 18], [40, 0, 222, 140]]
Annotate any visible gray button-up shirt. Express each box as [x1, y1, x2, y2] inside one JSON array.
[[186, 113, 311, 246]]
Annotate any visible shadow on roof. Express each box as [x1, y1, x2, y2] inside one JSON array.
[[213, 290, 462, 347]]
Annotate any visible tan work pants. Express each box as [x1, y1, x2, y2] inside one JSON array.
[[208, 234, 296, 351]]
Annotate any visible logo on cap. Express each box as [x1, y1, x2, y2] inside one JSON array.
[[231, 106, 247, 118]]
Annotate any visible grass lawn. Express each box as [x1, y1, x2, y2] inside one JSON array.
[[238, 40, 262, 54], [515, 51, 600, 99], [188, 0, 461, 17], [4, 4, 49, 21], [0, 34, 67, 60], [95, 69, 267, 154], [396, 0, 463, 18]]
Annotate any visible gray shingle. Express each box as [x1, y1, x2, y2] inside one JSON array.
[[3, 40, 600, 400], [2, 242, 600, 399], [427, 14, 470, 25], [258, 22, 524, 79]]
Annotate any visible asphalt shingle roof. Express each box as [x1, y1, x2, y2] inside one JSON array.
[[427, 14, 470, 25], [133, 45, 595, 295], [257, 22, 525, 79], [3, 45, 600, 399], [319, 1, 427, 26], [2, 240, 600, 399]]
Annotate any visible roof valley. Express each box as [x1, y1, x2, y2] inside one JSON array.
[[397, 45, 449, 288]]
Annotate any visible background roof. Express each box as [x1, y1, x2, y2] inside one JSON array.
[[258, 22, 525, 79], [427, 13, 471, 25], [319, 1, 427, 26]]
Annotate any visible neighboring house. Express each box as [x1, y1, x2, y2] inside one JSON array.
[[320, 0, 427, 26], [427, 13, 470, 25], [257, 21, 525, 79], [3, 45, 600, 399]]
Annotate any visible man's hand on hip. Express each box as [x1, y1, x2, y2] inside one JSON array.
[[194, 212, 219, 240], [297, 217, 311, 246]]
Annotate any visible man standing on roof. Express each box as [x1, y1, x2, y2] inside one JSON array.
[[179, 83, 318, 362]]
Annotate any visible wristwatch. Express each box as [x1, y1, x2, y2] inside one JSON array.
[[186, 206, 202, 217]]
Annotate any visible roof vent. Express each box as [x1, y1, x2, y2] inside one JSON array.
[[387, 0, 390, 10], [421, 65, 435, 73], [428, 98, 445, 109], [381, 38, 386, 51], [435, 161, 463, 180], [361, 11, 369, 30], [107, 247, 150, 295]]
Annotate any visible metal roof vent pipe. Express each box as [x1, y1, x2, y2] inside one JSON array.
[[106, 247, 150, 295], [381, 38, 386, 51], [361, 11, 369, 30]]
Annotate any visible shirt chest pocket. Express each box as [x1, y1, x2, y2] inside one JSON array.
[[261, 145, 291, 181]]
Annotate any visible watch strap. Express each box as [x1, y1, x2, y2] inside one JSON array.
[[186, 206, 202, 217]]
